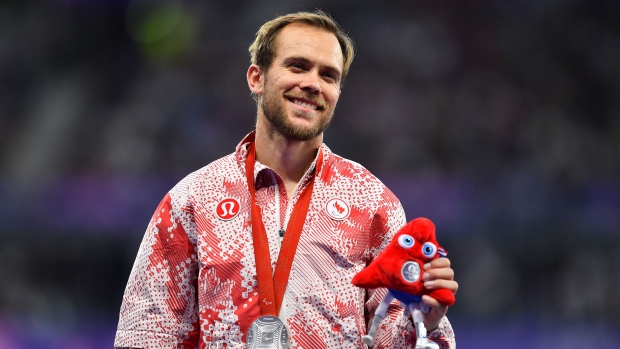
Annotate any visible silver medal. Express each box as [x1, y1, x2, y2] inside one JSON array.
[[401, 260, 421, 283], [246, 315, 288, 349]]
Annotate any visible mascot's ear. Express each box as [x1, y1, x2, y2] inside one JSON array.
[[405, 217, 436, 241]]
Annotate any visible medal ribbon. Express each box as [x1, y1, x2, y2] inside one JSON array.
[[245, 142, 323, 316]]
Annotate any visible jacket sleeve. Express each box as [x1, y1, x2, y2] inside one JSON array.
[[114, 190, 200, 349], [364, 196, 456, 349]]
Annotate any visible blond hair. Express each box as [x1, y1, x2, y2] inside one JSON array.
[[249, 10, 355, 86]]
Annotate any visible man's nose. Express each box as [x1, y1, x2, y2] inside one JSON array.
[[299, 71, 321, 94]]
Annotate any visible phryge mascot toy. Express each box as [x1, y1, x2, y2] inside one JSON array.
[[351, 217, 455, 349]]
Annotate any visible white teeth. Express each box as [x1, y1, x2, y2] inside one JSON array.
[[291, 98, 317, 110]]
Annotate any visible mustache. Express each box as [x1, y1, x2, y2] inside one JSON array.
[[284, 91, 328, 109]]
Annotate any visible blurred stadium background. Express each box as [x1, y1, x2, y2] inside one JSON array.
[[1, 0, 619, 348]]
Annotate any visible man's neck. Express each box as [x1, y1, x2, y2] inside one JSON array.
[[254, 122, 322, 196]]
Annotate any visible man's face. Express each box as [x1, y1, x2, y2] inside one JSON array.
[[257, 23, 343, 141]]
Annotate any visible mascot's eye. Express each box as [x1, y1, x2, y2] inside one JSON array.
[[398, 234, 415, 249], [422, 242, 437, 258]]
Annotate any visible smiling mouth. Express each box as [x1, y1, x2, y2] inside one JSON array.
[[285, 95, 324, 111]]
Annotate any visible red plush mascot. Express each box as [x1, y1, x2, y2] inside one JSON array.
[[351, 217, 455, 349]]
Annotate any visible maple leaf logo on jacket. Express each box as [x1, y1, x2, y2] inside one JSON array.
[[325, 198, 350, 220]]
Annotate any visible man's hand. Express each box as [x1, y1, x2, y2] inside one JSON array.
[[421, 257, 458, 331]]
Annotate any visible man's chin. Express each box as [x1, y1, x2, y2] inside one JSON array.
[[262, 103, 330, 141], [276, 123, 323, 141], [282, 130, 320, 142]]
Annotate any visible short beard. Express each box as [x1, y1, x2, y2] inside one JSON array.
[[260, 80, 334, 141]]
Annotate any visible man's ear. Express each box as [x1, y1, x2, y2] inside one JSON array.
[[247, 64, 264, 96]]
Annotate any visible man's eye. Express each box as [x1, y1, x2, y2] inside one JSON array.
[[324, 73, 341, 84]]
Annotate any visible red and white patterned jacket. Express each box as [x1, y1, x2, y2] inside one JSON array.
[[114, 132, 455, 348]]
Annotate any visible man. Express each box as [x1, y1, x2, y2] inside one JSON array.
[[115, 10, 457, 349]]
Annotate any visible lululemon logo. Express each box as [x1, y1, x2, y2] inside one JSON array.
[[216, 198, 240, 221], [325, 198, 350, 221]]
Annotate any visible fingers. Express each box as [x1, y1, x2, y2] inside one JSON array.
[[423, 258, 458, 294], [420, 258, 458, 330], [423, 257, 451, 270], [422, 267, 454, 282], [421, 295, 449, 330], [421, 294, 443, 309], [425, 279, 459, 294]]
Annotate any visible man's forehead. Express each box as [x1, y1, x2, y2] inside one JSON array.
[[273, 23, 344, 70]]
